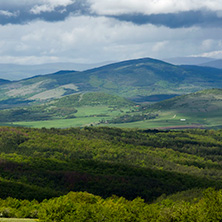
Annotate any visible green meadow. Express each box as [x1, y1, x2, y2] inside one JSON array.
[[11, 105, 132, 128], [11, 110, 215, 129]]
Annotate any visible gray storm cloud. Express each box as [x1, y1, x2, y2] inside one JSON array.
[[0, 0, 222, 28], [0, 0, 89, 25]]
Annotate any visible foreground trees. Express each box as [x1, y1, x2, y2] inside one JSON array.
[[1, 188, 222, 221], [1, 127, 222, 202]]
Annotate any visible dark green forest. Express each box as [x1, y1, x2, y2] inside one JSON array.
[[1, 126, 222, 221]]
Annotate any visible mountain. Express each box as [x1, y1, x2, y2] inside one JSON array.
[[0, 78, 11, 85], [200, 59, 222, 69], [1, 57, 222, 109], [163, 56, 215, 65]]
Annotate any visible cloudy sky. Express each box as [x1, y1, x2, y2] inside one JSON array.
[[0, 0, 222, 65]]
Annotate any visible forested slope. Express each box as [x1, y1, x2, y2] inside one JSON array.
[[1, 126, 222, 221], [1, 127, 222, 202]]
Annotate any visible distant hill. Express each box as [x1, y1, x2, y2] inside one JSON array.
[[132, 88, 222, 129], [200, 59, 222, 69], [1, 57, 222, 109], [51, 92, 133, 107]]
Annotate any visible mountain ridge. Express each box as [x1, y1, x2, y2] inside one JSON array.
[[0, 57, 222, 109]]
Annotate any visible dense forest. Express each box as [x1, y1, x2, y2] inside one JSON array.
[[1, 126, 222, 220]]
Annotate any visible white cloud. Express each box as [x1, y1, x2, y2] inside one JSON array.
[[1, 10, 222, 66], [0, 10, 18, 17], [30, 0, 74, 14], [152, 41, 168, 52], [201, 39, 215, 51], [194, 50, 222, 58], [0, 55, 59, 65], [0, 1, 37, 7], [89, 0, 222, 15]]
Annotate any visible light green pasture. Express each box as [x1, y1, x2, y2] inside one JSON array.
[[8, 107, 222, 129], [12, 106, 132, 128]]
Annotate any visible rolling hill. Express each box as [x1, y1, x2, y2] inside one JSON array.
[[137, 88, 222, 129], [200, 59, 222, 69], [87, 88, 222, 130], [1, 57, 222, 109], [1, 88, 221, 129], [0, 92, 134, 123], [149, 88, 222, 113]]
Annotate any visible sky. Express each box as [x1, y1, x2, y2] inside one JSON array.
[[0, 0, 222, 65]]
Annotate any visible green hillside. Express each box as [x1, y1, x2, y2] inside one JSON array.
[[1, 127, 222, 202], [51, 92, 134, 107], [1, 58, 222, 109], [0, 92, 135, 124], [96, 88, 222, 129]]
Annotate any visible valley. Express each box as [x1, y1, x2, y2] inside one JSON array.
[[1, 57, 222, 221], [0, 58, 222, 129], [2, 88, 222, 129]]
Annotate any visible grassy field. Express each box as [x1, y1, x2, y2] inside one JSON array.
[[11, 105, 132, 128], [11, 110, 217, 129], [103, 111, 221, 129], [12, 117, 104, 128], [6, 104, 222, 129]]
